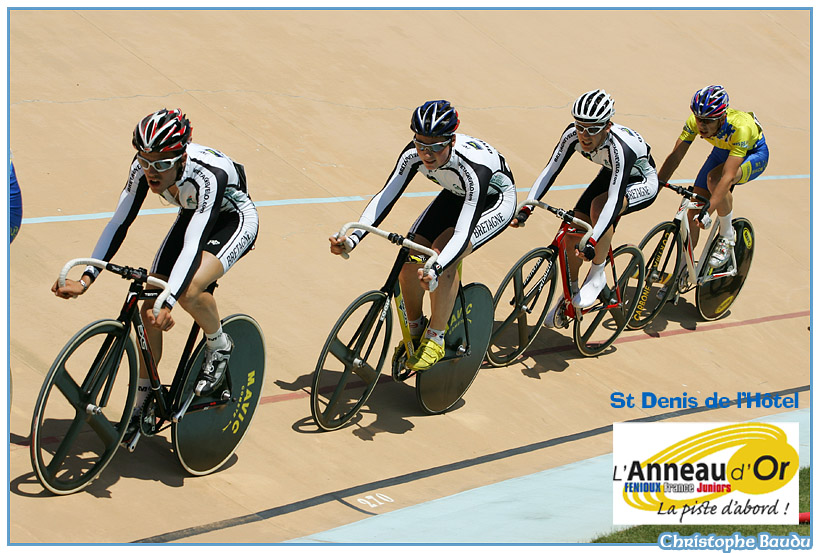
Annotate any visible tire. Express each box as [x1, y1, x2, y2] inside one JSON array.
[[628, 221, 684, 330], [696, 218, 755, 321], [172, 314, 266, 476], [416, 283, 493, 414], [486, 247, 557, 367], [30, 320, 137, 495], [310, 290, 392, 431], [574, 244, 645, 356]]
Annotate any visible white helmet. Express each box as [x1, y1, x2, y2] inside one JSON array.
[[572, 89, 615, 125]]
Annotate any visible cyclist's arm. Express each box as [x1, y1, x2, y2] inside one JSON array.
[[349, 143, 419, 243], [83, 163, 148, 285], [591, 139, 636, 242], [657, 138, 691, 184], [709, 154, 744, 210], [526, 123, 577, 204], [163, 175, 227, 309], [435, 161, 489, 272]]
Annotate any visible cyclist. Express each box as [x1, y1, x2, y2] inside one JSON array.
[[10, 160, 22, 243], [329, 100, 517, 370], [656, 84, 768, 268], [51, 108, 258, 417], [513, 89, 658, 323]]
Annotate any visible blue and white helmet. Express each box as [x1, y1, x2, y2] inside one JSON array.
[[690, 85, 729, 119], [410, 100, 460, 137]]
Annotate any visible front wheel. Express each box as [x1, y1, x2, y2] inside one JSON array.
[[310, 290, 392, 431], [486, 247, 557, 367], [574, 244, 645, 357], [30, 319, 137, 495], [628, 221, 684, 330], [172, 314, 266, 476]]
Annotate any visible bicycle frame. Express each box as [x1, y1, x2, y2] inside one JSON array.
[[666, 183, 738, 285], [520, 200, 626, 320], [58, 258, 232, 449], [337, 222, 469, 366]]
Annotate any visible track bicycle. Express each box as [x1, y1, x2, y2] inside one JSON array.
[[486, 200, 645, 366], [628, 181, 754, 328], [310, 222, 494, 431], [30, 258, 265, 495]]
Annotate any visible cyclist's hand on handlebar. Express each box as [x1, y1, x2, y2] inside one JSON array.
[[575, 238, 597, 262], [418, 263, 443, 293], [51, 278, 88, 299], [695, 210, 713, 230], [510, 206, 532, 228], [146, 305, 175, 332], [329, 233, 359, 255]]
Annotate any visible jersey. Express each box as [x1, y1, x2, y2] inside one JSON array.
[[679, 108, 763, 158], [84, 143, 255, 308], [527, 122, 656, 243], [9, 161, 22, 243], [353, 133, 515, 271]]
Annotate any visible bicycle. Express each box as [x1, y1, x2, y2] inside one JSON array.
[[486, 200, 645, 366], [30, 258, 266, 495], [310, 222, 494, 431], [627, 181, 755, 329]]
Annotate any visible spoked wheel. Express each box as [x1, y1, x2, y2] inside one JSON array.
[[30, 320, 137, 495], [416, 283, 493, 414], [310, 290, 392, 431], [172, 314, 266, 476], [696, 218, 754, 320], [486, 247, 558, 367], [574, 245, 645, 356], [628, 221, 684, 330]]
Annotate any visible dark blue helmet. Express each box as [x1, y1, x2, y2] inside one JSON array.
[[690, 85, 729, 119], [410, 100, 460, 137]]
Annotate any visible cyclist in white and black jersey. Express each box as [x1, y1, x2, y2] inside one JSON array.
[[330, 100, 517, 371], [514, 90, 658, 320], [52, 109, 259, 412]]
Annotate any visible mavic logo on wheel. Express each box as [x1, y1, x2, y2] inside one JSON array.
[[445, 302, 472, 334], [223, 370, 256, 434]]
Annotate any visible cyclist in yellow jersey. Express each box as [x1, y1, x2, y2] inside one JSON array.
[[657, 85, 768, 268]]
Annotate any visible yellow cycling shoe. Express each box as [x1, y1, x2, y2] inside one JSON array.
[[405, 338, 445, 371], [392, 335, 422, 365]]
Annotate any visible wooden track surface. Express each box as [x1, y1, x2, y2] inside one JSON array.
[[8, 9, 810, 544]]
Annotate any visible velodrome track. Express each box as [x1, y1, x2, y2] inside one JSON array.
[[8, 9, 810, 544]]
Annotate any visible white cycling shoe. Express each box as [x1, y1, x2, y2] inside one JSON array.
[[572, 269, 607, 309]]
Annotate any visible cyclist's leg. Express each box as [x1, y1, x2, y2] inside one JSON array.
[[688, 147, 728, 248]]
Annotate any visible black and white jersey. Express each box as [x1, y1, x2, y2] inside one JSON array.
[[85, 143, 256, 306], [528, 123, 656, 242], [354, 133, 515, 270]]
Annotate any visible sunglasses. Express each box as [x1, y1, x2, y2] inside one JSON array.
[[695, 116, 722, 124], [136, 153, 184, 173], [574, 122, 607, 136], [413, 138, 451, 153]]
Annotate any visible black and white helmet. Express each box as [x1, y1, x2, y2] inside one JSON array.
[[571, 89, 615, 125]]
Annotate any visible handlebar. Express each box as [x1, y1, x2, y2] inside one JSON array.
[[59, 258, 172, 318], [336, 222, 439, 269], [517, 200, 595, 248], [661, 181, 711, 218]]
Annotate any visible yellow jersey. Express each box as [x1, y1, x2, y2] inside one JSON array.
[[679, 108, 763, 158]]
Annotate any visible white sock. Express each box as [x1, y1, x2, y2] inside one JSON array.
[[425, 327, 445, 346], [719, 213, 734, 239], [205, 326, 229, 351], [587, 261, 606, 279], [408, 316, 425, 337]]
